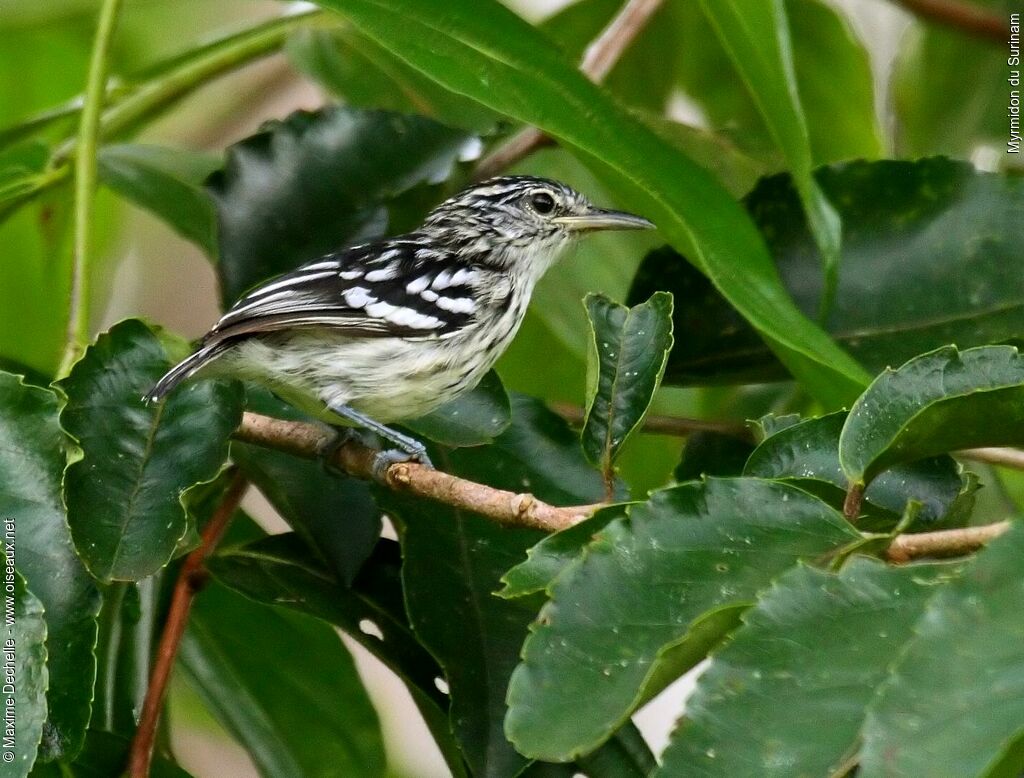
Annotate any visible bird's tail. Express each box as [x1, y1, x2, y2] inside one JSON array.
[[142, 341, 231, 404]]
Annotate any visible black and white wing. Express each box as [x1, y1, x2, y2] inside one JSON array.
[[204, 238, 482, 346]]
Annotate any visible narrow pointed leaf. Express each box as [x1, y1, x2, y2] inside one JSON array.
[[58, 320, 242, 581], [658, 559, 956, 777], [208, 535, 469, 778], [0, 372, 99, 760], [632, 159, 1024, 385], [505, 478, 860, 761], [746, 411, 973, 526], [209, 105, 477, 303], [840, 345, 1024, 487], [6, 565, 47, 777], [860, 521, 1024, 778], [582, 292, 673, 471], [98, 144, 219, 256], [310, 0, 870, 406], [698, 0, 841, 313], [181, 581, 385, 778]]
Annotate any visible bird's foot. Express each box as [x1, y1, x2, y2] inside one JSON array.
[[316, 425, 359, 476], [371, 446, 434, 483]]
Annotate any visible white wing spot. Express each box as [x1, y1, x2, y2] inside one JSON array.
[[344, 287, 375, 308], [432, 270, 453, 290], [253, 270, 336, 296], [435, 296, 476, 314], [406, 275, 431, 294], [421, 289, 439, 302], [365, 263, 399, 282], [339, 269, 363, 280], [449, 268, 477, 286]]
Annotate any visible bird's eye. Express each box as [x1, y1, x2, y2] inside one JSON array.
[[530, 191, 556, 214]]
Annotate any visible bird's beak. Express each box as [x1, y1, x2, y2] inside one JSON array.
[[552, 208, 655, 233]]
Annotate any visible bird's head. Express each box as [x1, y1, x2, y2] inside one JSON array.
[[421, 176, 654, 273]]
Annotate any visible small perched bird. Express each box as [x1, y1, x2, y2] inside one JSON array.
[[146, 176, 653, 474]]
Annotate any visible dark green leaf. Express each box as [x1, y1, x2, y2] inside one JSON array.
[[58, 320, 242, 581], [0, 372, 99, 761], [312, 0, 870, 407], [633, 159, 1024, 385], [674, 431, 755, 482], [505, 477, 860, 761], [379, 396, 609, 776], [285, 27, 496, 132], [499, 505, 629, 600], [576, 721, 656, 777], [209, 105, 477, 303], [698, 0, 841, 312], [840, 345, 1024, 487], [32, 729, 192, 777], [860, 521, 1024, 777], [5, 565, 46, 777], [181, 580, 385, 778], [746, 411, 972, 526], [208, 536, 469, 778], [582, 292, 673, 473], [404, 370, 511, 447], [98, 144, 219, 256], [657, 559, 955, 777]]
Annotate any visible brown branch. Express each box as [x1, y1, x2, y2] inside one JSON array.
[[128, 469, 249, 778], [886, 520, 1011, 563], [549, 401, 753, 441], [234, 412, 598, 531], [472, 0, 664, 181], [892, 0, 1008, 43], [959, 447, 1024, 469], [843, 483, 865, 523]]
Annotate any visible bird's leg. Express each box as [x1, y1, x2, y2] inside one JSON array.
[[323, 401, 434, 480]]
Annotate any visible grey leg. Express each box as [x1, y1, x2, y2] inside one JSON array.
[[323, 400, 433, 478]]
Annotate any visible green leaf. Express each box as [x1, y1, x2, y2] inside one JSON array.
[[311, 0, 869, 407], [505, 477, 860, 761], [499, 505, 629, 600], [379, 396, 609, 776], [404, 370, 512, 447], [633, 159, 1024, 385], [31, 729, 192, 777], [208, 536, 469, 778], [58, 320, 242, 581], [285, 27, 496, 132], [860, 521, 1024, 778], [0, 372, 99, 761], [0, 140, 49, 205], [181, 580, 385, 778], [892, 0, 1013, 158], [840, 345, 1024, 488], [98, 144, 219, 256], [674, 431, 755, 482], [208, 105, 477, 304], [582, 292, 673, 476], [657, 559, 955, 778], [5, 565, 47, 777], [746, 411, 972, 526], [698, 0, 841, 314]]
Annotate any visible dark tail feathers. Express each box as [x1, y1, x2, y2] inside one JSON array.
[[142, 341, 230, 404]]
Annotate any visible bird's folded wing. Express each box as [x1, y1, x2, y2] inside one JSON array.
[[205, 241, 480, 345]]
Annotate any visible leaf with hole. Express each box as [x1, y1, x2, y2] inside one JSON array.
[[58, 319, 242, 581], [505, 477, 860, 761]]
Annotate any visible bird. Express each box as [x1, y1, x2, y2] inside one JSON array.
[[145, 175, 654, 476]]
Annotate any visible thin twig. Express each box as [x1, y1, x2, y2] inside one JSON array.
[[234, 413, 1013, 562], [58, 0, 123, 378], [886, 520, 1010, 563], [959, 447, 1024, 469], [549, 402, 753, 441], [127, 469, 249, 778], [473, 0, 664, 180], [893, 0, 1008, 43], [234, 412, 599, 531]]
